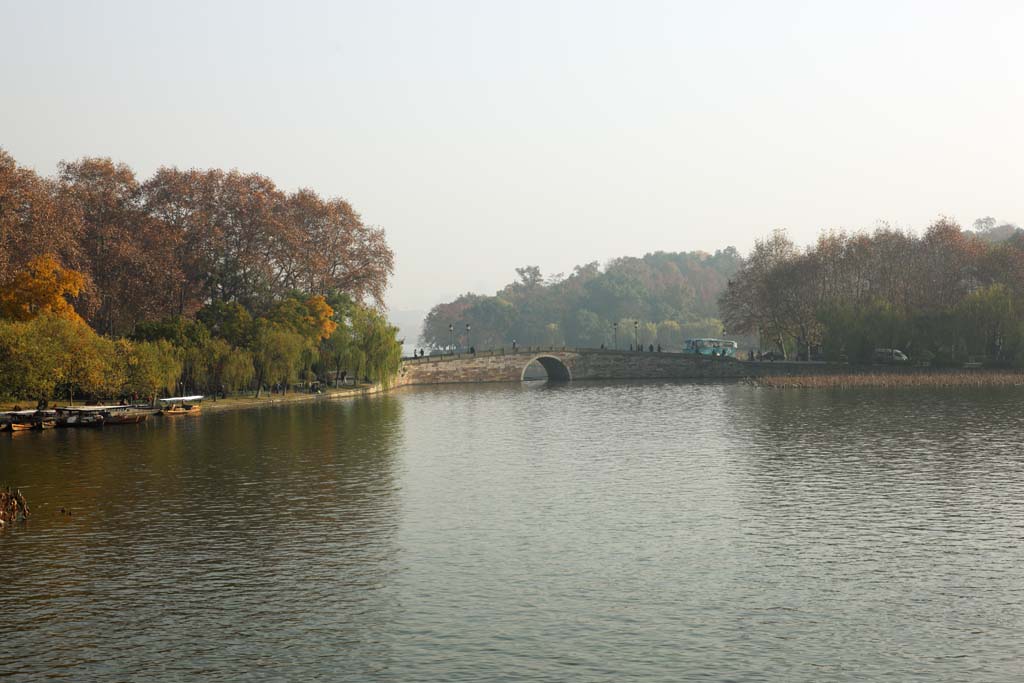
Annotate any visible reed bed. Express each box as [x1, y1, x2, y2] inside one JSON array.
[[751, 370, 1024, 389]]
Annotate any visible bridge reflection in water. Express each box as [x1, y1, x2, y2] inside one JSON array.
[[397, 347, 817, 385]]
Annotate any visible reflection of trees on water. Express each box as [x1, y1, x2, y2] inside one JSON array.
[[0, 397, 406, 679], [728, 385, 1024, 469]]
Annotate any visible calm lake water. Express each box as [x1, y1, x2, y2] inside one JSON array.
[[2, 381, 1024, 681]]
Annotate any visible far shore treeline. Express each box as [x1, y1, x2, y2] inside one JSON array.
[[0, 149, 402, 404], [720, 218, 1024, 365], [421, 251, 743, 351], [422, 217, 1024, 367]]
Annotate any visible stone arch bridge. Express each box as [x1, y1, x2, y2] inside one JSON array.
[[397, 347, 820, 386]]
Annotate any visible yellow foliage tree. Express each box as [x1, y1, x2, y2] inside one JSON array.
[[303, 295, 338, 341], [269, 294, 337, 342], [0, 254, 85, 323]]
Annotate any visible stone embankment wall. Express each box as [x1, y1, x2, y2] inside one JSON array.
[[396, 348, 842, 386]]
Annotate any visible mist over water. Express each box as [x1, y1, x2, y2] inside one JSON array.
[[2, 383, 1023, 681]]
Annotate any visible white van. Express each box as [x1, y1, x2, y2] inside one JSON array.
[[873, 348, 908, 363]]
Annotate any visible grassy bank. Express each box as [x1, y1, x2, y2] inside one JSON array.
[[750, 370, 1024, 389], [202, 384, 389, 411]]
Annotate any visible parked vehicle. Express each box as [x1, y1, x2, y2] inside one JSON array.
[[684, 338, 738, 357], [873, 348, 909, 363]]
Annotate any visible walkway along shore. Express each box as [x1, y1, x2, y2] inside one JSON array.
[[0, 382, 393, 417], [201, 382, 394, 413]]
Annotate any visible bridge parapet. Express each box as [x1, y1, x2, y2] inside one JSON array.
[[396, 347, 825, 385]]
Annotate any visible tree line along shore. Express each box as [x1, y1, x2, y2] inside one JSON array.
[[4, 146, 1024, 403], [720, 218, 1024, 367], [418, 217, 1024, 376], [0, 149, 402, 407]]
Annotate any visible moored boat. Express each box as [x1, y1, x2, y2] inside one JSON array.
[[54, 406, 106, 428], [30, 411, 57, 430], [158, 395, 203, 416], [1, 410, 41, 432], [104, 412, 149, 424], [89, 405, 152, 425]]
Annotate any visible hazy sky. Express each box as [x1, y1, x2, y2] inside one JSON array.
[[3, 0, 1022, 311]]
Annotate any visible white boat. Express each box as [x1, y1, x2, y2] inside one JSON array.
[[158, 395, 204, 416]]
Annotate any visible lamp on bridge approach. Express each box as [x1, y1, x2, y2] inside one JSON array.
[[448, 323, 454, 354]]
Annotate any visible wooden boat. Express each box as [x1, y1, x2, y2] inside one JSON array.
[[104, 412, 149, 424], [158, 395, 204, 416], [90, 405, 151, 425], [1, 410, 39, 432], [54, 406, 106, 428]]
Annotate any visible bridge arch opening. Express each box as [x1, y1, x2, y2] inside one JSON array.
[[521, 356, 572, 382]]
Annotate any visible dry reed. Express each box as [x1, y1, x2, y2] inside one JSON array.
[[750, 370, 1024, 389]]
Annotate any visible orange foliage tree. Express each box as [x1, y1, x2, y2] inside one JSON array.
[[0, 254, 86, 323]]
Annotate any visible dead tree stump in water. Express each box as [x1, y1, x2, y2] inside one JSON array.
[[0, 487, 30, 527]]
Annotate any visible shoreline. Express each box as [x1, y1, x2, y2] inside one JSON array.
[[0, 383, 392, 416], [6, 368, 1024, 414], [202, 383, 392, 412]]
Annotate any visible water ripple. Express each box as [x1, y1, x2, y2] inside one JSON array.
[[2, 384, 1024, 680]]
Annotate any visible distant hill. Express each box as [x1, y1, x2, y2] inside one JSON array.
[[970, 217, 1022, 244], [419, 249, 742, 351]]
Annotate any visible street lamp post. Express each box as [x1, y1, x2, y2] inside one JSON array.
[[613, 322, 618, 350], [466, 323, 472, 352], [634, 320, 639, 351], [448, 323, 454, 354]]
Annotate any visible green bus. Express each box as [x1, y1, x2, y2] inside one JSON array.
[[683, 338, 738, 357]]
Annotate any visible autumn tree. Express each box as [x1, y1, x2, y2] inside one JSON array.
[[141, 167, 394, 314], [59, 157, 181, 334], [0, 148, 84, 285], [0, 254, 86, 323], [719, 230, 799, 357], [269, 294, 337, 342]]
